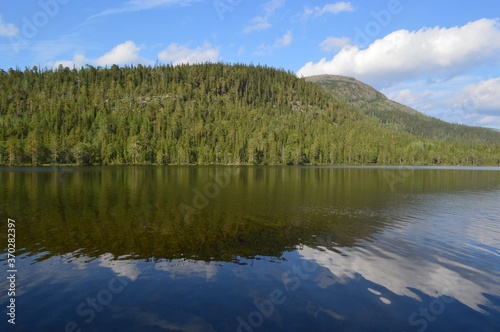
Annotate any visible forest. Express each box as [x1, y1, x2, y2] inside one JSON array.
[[1, 63, 499, 166]]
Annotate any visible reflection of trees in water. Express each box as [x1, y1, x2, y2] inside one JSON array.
[[2, 166, 499, 262]]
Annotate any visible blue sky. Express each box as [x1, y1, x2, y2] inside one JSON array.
[[1, 0, 500, 128]]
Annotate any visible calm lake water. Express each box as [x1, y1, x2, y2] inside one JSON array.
[[1, 166, 500, 332]]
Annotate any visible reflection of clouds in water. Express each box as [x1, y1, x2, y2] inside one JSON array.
[[94, 255, 220, 281], [368, 288, 392, 305], [388, 191, 500, 252], [155, 259, 218, 281], [1, 251, 101, 302], [65, 253, 220, 282], [98, 253, 141, 281], [462, 209, 500, 250], [299, 242, 499, 313], [64, 251, 98, 270]]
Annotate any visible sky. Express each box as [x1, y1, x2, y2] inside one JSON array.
[[0, 0, 499, 129]]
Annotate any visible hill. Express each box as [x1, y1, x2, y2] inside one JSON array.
[[0, 63, 499, 166], [306, 75, 500, 144]]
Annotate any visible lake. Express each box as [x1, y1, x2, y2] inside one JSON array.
[[1, 166, 500, 332]]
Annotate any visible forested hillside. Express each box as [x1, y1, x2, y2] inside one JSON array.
[[307, 74, 500, 144], [1, 63, 499, 166]]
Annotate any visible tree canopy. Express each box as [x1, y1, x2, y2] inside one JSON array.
[[1, 63, 499, 166]]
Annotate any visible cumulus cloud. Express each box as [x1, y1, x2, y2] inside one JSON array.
[[301, 2, 354, 19], [0, 16, 19, 37], [51, 41, 220, 69], [297, 18, 500, 88], [319, 37, 351, 52], [158, 42, 220, 65], [51, 41, 150, 68], [244, 0, 284, 33], [94, 41, 143, 66]]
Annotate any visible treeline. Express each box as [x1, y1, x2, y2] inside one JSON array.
[[0, 63, 499, 166]]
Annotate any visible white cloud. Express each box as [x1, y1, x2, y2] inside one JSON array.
[[477, 116, 500, 127], [387, 88, 436, 110], [384, 76, 500, 129], [127, 0, 197, 10], [274, 31, 292, 48], [262, 0, 285, 14], [319, 37, 351, 52], [244, 16, 271, 33], [458, 78, 500, 113], [297, 18, 500, 88], [50, 41, 219, 69], [90, 0, 201, 18], [50, 55, 85, 69], [0, 16, 19, 37], [158, 42, 220, 65], [95, 41, 143, 66], [255, 31, 293, 55], [301, 2, 354, 19], [243, 0, 284, 33], [446, 77, 500, 128], [50, 41, 150, 68]]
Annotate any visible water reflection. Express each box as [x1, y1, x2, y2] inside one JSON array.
[[302, 189, 500, 316], [2, 166, 499, 261], [1, 166, 499, 331]]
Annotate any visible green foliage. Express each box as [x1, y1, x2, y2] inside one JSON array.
[[1, 63, 499, 166]]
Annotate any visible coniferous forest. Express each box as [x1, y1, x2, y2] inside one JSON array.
[[1, 63, 499, 166]]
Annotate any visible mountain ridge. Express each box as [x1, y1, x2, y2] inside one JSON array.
[[306, 74, 500, 144]]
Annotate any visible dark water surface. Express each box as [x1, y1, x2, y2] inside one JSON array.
[[1, 166, 499, 332]]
